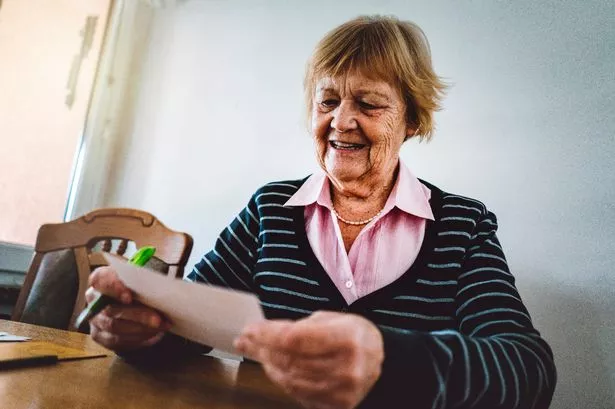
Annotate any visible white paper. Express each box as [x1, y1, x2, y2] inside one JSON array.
[[104, 254, 265, 354], [0, 333, 31, 342]]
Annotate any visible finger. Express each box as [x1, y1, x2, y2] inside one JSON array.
[[103, 304, 170, 330], [142, 331, 166, 347], [88, 266, 132, 304], [91, 313, 165, 337], [237, 330, 346, 383], [238, 319, 335, 355], [264, 347, 377, 395], [85, 286, 100, 303], [306, 310, 339, 322], [279, 318, 350, 356], [236, 319, 345, 359], [234, 320, 294, 361], [240, 319, 294, 341], [271, 353, 342, 382], [262, 362, 342, 408], [90, 322, 164, 351], [286, 312, 378, 356]]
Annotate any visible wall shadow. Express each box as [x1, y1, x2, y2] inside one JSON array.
[[522, 283, 614, 409]]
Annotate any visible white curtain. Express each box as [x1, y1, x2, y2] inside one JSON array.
[[65, 0, 157, 220]]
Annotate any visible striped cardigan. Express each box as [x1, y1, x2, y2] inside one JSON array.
[[183, 178, 556, 408]]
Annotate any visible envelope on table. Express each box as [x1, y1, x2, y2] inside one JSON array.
[[0, 341, 106, 369], [104, 254, 265, 354]]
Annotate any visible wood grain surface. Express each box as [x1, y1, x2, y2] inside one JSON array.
[[0, 320, 300, 409]]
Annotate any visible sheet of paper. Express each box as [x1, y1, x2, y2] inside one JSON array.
[[105, 254, 265, 354]]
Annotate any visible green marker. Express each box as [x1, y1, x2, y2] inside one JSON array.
[[75, 246, 156, 330]]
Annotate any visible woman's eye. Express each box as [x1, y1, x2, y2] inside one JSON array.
[[320, 99, 338, 108], [359, 101, 379, 110]]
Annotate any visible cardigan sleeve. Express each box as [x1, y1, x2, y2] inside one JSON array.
[[362, 210, 556, 409], [185, 193, 260, 292]]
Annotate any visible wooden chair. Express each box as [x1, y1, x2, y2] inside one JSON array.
[[11, 208, 193, 331]]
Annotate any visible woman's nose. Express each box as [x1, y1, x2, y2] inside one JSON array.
[[331, 102, 358, 132]]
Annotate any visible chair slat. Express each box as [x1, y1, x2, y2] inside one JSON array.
[[12, 208, 193, 332], [117, 239, 128, 256]]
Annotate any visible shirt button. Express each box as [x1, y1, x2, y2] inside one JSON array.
[[345, 280, 353, 289]]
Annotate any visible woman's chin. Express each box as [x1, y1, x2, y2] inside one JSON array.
[[326, 167, 367, 186]]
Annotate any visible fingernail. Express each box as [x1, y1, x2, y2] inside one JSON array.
[[121, 292, 131, 304], [149, 316, 161, 328]]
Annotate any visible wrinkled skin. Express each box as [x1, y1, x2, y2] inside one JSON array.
[[311, 73, 414, 209], [86, 266, 170, 351], [234, 311, 384, 409]]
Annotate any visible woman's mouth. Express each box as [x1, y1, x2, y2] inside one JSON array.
[[329, 140, 367, 150]]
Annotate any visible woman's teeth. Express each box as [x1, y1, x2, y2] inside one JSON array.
[[330, 141, 366, 150]]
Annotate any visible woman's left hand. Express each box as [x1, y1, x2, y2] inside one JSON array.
[[234, 311, 384, 409]]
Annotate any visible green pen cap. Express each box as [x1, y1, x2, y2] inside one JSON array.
[[74, 246, 156, 330], [129, 246, 156, 266]]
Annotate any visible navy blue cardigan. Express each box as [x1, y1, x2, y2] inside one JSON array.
[[133, 178, 556, 408]]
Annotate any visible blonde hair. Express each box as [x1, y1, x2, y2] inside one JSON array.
[[304, 15, 447, 141]]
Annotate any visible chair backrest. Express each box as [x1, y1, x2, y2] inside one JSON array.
[[11, 208, 193, 331]]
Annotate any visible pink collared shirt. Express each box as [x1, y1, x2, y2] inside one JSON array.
[[284, 160, 434, 305]]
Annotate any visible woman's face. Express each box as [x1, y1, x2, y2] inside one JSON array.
[[311, 73, 413, 193]]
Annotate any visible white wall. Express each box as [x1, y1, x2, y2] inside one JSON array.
[[104, 1, 615, 407]]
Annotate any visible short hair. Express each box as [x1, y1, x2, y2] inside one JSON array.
[[304, 15, 447, 141]]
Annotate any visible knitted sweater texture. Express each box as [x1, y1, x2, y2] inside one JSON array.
[[184, 178, 556, 409]]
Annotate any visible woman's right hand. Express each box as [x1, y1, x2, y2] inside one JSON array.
[[86, 266, 171, 352]]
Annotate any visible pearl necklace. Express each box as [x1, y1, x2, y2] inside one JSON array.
[[331, 206, 383, 226]]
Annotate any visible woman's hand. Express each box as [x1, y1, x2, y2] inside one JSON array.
[[86, 266, 171, 352], [234, 311, 384, 409]]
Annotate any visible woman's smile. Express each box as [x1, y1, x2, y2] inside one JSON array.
[[329, 140, 368, 151]]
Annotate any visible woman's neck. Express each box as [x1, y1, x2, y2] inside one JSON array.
[[329, 163, 399, 220]]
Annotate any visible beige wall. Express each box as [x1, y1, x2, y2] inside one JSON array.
[[104, 1, 615, 407], [0, 0, 109, 245]]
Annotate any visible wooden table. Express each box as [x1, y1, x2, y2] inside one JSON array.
[[0, 320, 301, 409]]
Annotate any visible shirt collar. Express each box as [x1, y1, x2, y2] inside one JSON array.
[[284, 171, 330, 207], [284, 159, 434, 221]]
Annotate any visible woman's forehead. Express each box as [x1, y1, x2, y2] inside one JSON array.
[[315, 74, 398, 98]]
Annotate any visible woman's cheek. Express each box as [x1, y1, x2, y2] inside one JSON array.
[[316, 138, 328, 164], [314, 115, 331, 144], [368, 131, 396, 169], [382, 117, 399, 141], [310, 110, 319, 134], [379, 116, 405, 153], [311, 120, 329, 166]]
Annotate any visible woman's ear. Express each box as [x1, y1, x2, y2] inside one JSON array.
[[404, 124, 419, 141]]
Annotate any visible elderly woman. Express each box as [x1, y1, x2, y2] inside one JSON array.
[[87, 15, 556, 409]]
